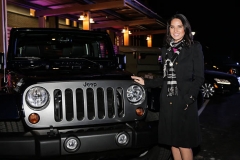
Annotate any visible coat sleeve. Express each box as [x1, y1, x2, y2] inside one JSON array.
[[184, 42, 205, 104]]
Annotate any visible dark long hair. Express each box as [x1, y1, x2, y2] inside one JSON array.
[[163, 14, 194, 47]]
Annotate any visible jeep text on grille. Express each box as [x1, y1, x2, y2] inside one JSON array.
[[83, 82, 97, 87]]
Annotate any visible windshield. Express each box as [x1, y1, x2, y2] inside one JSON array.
[[12, 31, 112, 59]]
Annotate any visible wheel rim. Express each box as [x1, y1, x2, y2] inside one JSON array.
[[201, 83, 215, 98]]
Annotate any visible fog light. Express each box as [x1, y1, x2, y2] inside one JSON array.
[[115, 131, 129, 146], [28, 113, 40, 124], [64, 136, 80, 153]]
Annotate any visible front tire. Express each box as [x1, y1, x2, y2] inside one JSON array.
[[0, 121, 25, 132]]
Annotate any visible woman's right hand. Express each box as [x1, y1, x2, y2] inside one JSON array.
[[131, 76, 145, 85]]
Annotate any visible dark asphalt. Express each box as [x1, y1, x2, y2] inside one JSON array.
[[193, 91, 240, 160]]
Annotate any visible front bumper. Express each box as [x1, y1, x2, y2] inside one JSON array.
[[215, 83, 239, 94], [0, 121, 158, 158]]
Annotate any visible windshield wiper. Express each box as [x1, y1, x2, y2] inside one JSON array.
[[15, 57, 41, 60], [59, 57, 103, 69]]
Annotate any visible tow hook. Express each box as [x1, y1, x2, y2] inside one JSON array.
[[47, 125, 56, 137]]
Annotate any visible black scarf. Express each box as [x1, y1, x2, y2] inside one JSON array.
[[163, 39, 184, 96]]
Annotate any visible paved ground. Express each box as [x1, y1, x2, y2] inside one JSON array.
[[193, 92, 240, 160]]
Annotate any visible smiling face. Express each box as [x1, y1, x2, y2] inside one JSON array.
[[170, 18, 185, 43]]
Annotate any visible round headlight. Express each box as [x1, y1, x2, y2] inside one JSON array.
[[126, 85, 145, 105], [26, 86, 49, 109]]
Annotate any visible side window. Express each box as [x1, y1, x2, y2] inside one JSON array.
[[99, 42, 106, 58], [93, 41, 110, 59], [91, 42, 99, 57], [0, 52, 4, 72]]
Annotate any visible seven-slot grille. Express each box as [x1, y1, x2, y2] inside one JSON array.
[[53, 87, 124, 122]]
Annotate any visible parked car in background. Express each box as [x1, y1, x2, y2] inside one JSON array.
[[204, 55, 240, 85], [201, 69, 239, 99]]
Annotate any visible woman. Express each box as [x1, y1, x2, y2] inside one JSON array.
[[131, 14, 204, 160]]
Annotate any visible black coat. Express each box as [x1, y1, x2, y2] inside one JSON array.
[[145, 41, 204, 148]]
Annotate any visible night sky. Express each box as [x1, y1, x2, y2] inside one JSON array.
[[144, 1, 239, 60]]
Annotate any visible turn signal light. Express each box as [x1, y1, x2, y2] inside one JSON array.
[[136, 107, 144, 116], [28, 113, 40, 124], [213, 83, 219, 89]]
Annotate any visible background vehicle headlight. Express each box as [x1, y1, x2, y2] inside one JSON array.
[[214, 78, 231, 85], [127, 85, 145, 105], [26, 86, 49, 109], [228, 68, 238, 75]]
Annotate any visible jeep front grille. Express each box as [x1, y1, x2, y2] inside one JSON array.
[[23, 81, 143, 128], [53, 87, 123, 122]]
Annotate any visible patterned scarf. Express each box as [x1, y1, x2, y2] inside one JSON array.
[[163, 39, 184, 96]]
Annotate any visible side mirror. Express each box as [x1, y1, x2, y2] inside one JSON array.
[[0, 52, 4, 72], [115, 54, 126, 70], [0, 52, 5, 91]]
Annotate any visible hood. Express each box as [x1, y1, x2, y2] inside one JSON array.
[[9, 68, 133, 83], [205, 69, 237, 78], [6, 67, 133, 94]]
